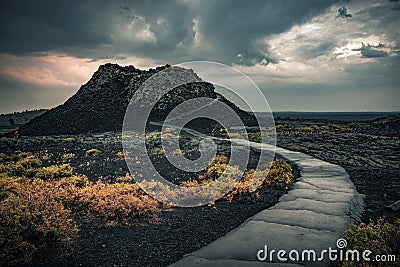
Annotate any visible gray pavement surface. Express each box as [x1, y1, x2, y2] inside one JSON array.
[[170, 141, 364, 266]]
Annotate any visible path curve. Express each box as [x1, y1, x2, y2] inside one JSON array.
[[170, 141, 364, 266]]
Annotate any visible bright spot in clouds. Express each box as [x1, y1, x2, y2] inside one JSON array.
[[0, 53, 159, 86], [0, 0, 398, 112], [237, 2, 399, 86]]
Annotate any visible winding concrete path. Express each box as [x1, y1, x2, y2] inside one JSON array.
[[170, 141, 364, 266]]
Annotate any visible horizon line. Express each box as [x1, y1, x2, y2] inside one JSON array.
[[1, 108, 399, 116]]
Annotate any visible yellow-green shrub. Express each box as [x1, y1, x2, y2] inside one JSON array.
[[249, 133, 262, 142], [0, 179, 78, 266], [0, 153, 8, 163], [339, 127, 352, 133], [116, 173, 135, 183], [62, 153, 75, 162], [227, 132, 243, 139], [276, 124, 285, 131], [80, 182, 160, 225], [146, 132, 162, 139], [205, 155, 229, 179], [263, 160, 294, 186], [154, 148, 166, 155], [224, 160, 293, 202], [0, 152, 42, 178], [34, 164, 73, 180], [290, 145, 300, 151], [183, 157, 294, 203], [342, 218, 400, 267], [173, 149, 184, 156], [223, 169, 254, 202], [85, 148, 100, 157], [0, 151, 163, 265], [298, 126, 314, 133], [116, 151, 125, 160]]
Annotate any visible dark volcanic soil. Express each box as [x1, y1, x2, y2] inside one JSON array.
[[36, 192, 286, 267], [0, 133, 292, 267], [1, 116, 399, 266], [276, 119, 400, 223]]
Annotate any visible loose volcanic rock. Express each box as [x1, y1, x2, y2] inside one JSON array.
[[19, 63, 256, 136]]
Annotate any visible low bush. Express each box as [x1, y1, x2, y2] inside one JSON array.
[[223, 169, 254, 202], [249, 133, 262, 142], [62, 153, 75, 162], [116, 173, 135, 183], [329, 124, 341, 130], [298, 126, 314, 133], [86, 148, 100, 157], [342, 218, 400, 266], [180, 179, 202, 187], [146, 131, 178, 139], [34, 164, 73, 180], [339, 127, 352, 133], [320, 125, 330, 131], [81, 182, 160, 224], [183, 156, 294, 203], [211, 127, 229, 138], [146, 132, 162, 139], [264, 160, 294, 186], [0, 178, 78, 266], [173, 149, 184, 156], [0, 153, 8, 163], [227, 132, 243, 139], [164, 127, 176, 133], [116, 151, 125, 160], [154, 148, 166, 155], [224, 160, 293, 202], [276, 124, 285, 131], [0, 152, 42, 178], [349, 122, 360, 128], [204, 155, 229, 180], [0, 151, 162, 265], [57, 174, 91, 188]]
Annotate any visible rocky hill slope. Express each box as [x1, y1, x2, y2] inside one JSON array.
[[357, 115, 400, 137], [19, 63, 256, 136]]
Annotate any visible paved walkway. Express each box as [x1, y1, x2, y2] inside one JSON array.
[[170, 141, 364, 266]]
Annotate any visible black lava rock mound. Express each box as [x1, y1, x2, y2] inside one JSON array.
[[19, 63, 256, 136], [357, 115, 400, 137]]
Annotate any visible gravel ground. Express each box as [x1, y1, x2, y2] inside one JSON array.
[[0, 133, 293, 267], [276, 120, 399, 223], [1, 117, 398, 266]]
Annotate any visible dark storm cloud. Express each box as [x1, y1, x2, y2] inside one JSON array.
[[0, 0, 114, 55], [361, 44, 389, 57], [184, 0, 335, 65], [0, 0, 195, 60], [336, 6, 352, 18], [1, 0, 399, 113], [0, 0, 335, 64], [109, 1, 195, 57]]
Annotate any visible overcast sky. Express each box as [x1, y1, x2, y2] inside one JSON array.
[[0, 0, 399, 113]]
